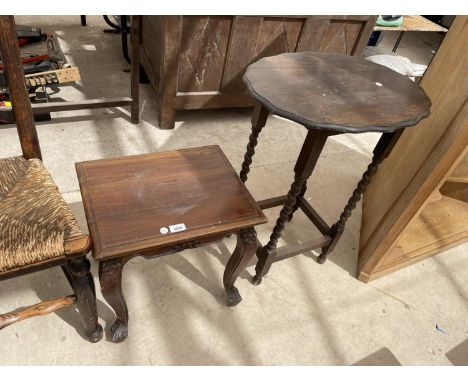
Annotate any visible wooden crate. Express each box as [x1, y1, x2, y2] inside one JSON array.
[[140, 16, 377, 129]]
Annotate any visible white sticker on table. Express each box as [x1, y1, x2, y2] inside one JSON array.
[[169, 223, 187, 233]]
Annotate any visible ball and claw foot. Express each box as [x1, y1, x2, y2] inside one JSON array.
[[225, 286, 242, 307], [86, 324, 104, 343], [317, 253, 327, 264], [251, 274, 262, 285], [110, 319, 128, 343]]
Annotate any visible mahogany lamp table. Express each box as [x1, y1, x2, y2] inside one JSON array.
[[76, 146, 266, 342], [240, 52, 431, 284]]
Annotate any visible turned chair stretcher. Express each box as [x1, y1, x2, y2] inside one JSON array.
[[0, 296, 76, 330], [0, 157, 92, 331]]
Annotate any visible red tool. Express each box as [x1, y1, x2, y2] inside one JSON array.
[[21, 54, 49, 64], [17, 38, 30, 47], [0, 54, 49, 70]]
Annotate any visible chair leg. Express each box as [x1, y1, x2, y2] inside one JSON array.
[[63, 256, 103, 343]]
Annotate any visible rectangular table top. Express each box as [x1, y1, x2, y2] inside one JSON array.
[[374, 15, 448, 32], [76, 146, 266, 260]]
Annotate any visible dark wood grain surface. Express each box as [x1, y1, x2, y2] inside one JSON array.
[[244, 52, 431, 133], [76, 146, 266, 260]]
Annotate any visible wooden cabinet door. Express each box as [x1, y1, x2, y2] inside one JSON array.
[[176, 16, 376, 98], [140, 15, 376, 127]]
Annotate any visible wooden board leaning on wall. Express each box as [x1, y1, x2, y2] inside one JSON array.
[[358, 16, 468, 282]]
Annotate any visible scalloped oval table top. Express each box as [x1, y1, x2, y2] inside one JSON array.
[[243, 52, 431, 133]]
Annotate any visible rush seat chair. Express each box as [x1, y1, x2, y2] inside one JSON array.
[[0, 15, 102, 342]]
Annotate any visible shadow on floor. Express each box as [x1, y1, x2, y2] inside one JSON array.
[[446, 338, 468, 366], [0, 261, 114, 342], [30, 260, 115, 342], [352, 347, 402, 366], [0, 199, 115, 341], [113, 249, 261, 364]]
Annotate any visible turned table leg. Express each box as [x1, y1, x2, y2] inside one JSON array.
[[253, 130, 329, 284], [288, 182, 307, 221], [63, 256, 103, 343], [223, 227, 258, 306], [99, 257, 129, 343], [318, 131, 402, 264], [239, 103, 269, 183], [252, 175, 307, 284]]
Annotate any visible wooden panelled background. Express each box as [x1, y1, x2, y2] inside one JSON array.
[[140, 16, 377, 128]]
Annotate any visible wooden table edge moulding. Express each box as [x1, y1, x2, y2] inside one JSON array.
[[76, 145, 267, 342], [238, 51, 431, 285]]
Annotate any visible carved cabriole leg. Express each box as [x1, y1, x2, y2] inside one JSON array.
[[62, 256, 103, 343], [223, 227, 257, 306], [318, 131, 402, 264], [239, 103, 269, 183], [253, 129, 329, 284], [99, 257, 129, 343]]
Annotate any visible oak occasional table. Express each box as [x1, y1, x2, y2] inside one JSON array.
[[76, 146, 266, 342], [240, 52, 431, 284]]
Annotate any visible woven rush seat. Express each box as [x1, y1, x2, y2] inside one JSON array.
[[0, 156, 89, 274]]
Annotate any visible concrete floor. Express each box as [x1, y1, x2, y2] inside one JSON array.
[[0, 16, 466, 366]]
